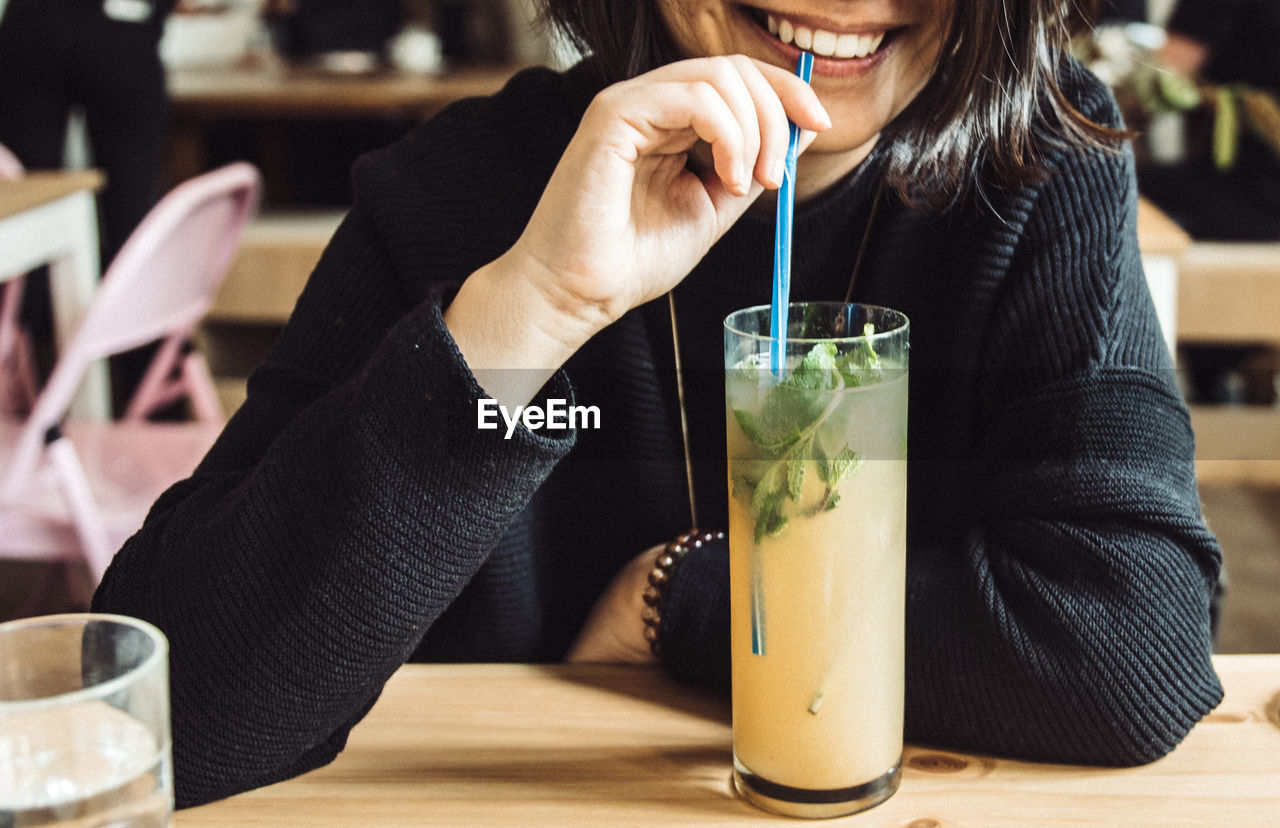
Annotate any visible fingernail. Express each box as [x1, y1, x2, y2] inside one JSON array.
[[771, 158, 785, 186]]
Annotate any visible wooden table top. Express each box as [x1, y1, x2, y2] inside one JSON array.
[[0, 170, 105, 222], [167, 62, 527, 119], [177, 654, 1280, 826]]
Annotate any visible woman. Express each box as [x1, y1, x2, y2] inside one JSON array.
[[93, 0, 1224, 807]]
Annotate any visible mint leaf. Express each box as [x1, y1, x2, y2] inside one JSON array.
[[731, 469, 757, 503], [834, 323, 883, 387], [787, 454, 806, 502], [751, 463, 789, 542], [730, 338, 881, 541], [732, 408, 769, 447], [822, 445, 863, 488], [781, 342, 840, 391], [751, 462, 785, 515], [734, 394, 811, 453], [755, 495, 788, 542]]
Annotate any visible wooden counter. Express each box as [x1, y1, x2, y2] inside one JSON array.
[[0, 170, 105, 221], [168, 62, 528, 120], [177, 656, 1280, 826]]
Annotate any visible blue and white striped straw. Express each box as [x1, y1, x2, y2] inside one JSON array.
[[768, 51, 814, 379]]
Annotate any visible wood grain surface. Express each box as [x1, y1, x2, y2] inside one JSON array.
[[0, 171, 105, 222], [178, 656, 1280, 825]]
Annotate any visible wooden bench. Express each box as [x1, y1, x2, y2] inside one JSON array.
[[201, 209, 341, 412], [1178, 242, 1280, 347], [209, 208, 343, 323], [1176, 240, 1280, 485]]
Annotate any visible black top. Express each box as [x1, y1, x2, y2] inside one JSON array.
[[93, 58, 1224, 808]]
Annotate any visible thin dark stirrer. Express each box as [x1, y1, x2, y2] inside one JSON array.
[[667, 291, 699, 530]]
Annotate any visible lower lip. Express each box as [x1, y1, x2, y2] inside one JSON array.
[[746, 18, 895, 79]]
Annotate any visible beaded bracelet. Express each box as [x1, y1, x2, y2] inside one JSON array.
[[641, 528, 726, 657]]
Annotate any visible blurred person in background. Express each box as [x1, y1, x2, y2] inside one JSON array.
[[0, 0, 181, 266], [0, 0, 181, 410], [1097, 0, 1148, 23], [1140, 0, 1280, 406], [261, 0, 406, 63], [1142, 0, 1280, 241]]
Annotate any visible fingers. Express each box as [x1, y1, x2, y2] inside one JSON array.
[[593, 55, 830, 196], [751, 60, 833, 134], [729, 56, 791, 190], [665, 56, 831, 194]]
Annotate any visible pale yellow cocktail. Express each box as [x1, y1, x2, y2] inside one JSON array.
[[724, 303, 908, 818]]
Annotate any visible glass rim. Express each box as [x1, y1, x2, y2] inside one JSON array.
[[724, 302, 909, 345], [0, 613, 168, 714]]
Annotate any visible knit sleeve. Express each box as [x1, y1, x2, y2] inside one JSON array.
[[91, 157, 577, 808], [899, 130, 1223, 764]]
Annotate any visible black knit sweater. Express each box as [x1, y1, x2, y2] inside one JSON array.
[[93, 58, 1224, 808]]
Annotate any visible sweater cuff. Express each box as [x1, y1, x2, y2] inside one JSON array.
[[658, 534, 731, 692], [357, 281, 577, 499]]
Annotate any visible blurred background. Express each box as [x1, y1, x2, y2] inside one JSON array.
[[1, 0, 1276, 654]]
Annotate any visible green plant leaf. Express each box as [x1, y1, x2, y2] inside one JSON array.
[[1214, 86, 1240, 170], [1157, 69, 1201, 110], [730, 340, 878, 542], [787, 454, 806, 502], [823, 445, 864, 488]]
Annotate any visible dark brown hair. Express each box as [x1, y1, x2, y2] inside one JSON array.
[[536, 0, 1124, 209]]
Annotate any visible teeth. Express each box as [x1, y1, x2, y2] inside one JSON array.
[[834, 33, 860, 59], [811, 29, 836, 56], [766, 14, 887, 59]]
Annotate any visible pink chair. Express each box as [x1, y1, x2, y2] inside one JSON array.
[[0, 143, 39, 417], [0, 161, 261, 588]]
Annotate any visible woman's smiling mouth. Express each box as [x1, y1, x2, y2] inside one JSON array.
[[768, 16, 885, 58], [742, 6, 904, 61]]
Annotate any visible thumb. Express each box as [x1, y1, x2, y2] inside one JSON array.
[[797, 128, 820, 155]]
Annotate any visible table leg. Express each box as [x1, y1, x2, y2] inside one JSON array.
[[1142, 253, 1179, 363], [46, 191, 110, 419]]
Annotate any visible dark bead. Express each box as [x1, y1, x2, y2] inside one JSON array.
[[648, 568, 668, 587], [657, 553, 676, 570], [642, 585, 663, 606], [642, 606, 661, 625], [643, 625, 660, 643]]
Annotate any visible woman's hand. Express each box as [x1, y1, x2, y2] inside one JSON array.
[[445, 56, 829, 408], [512, 55, 830, 333], [565, 544, 664, 664]]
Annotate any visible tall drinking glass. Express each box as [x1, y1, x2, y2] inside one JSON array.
[[724, 303, 908, 818], [0, 613, 173, 827]]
